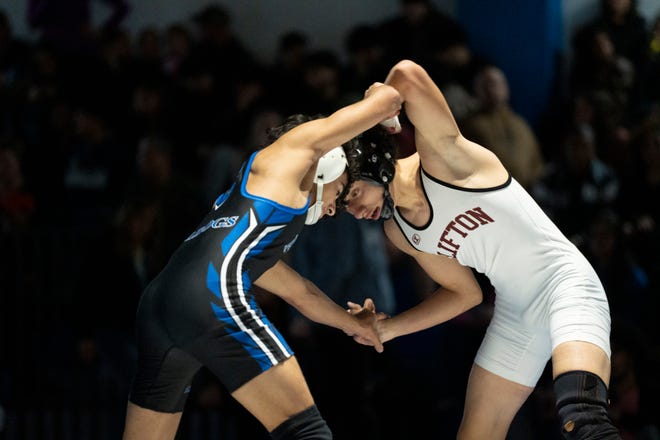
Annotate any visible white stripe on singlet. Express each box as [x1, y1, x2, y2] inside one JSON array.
[[219, 209, 289, 365]]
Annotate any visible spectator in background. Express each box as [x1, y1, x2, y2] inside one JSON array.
[[637, 14, 660, 113], [618, 119, 660, 274], [123, 78, 171, 150], [273, 31, 308, 78], [200, 105, 284, 207], [377, 0, 468, 67], [557, 93, 598, 161], [0, 146, 34, 230], [27, 0, 129, 58], [123, 133, 206, 268], [579, 209, 649, 334], [162, 23, 192, 80], [0, 9, 29, 76], [268, 31, 308, 116], [573, 0, 649, 78], [18, 43, 76, 223], [532, 125, 619, 242], [219, 65, 274, 148], [571, 28, 635, 112], [426, 40, 482, 122], [341, 24, 388, 103], [0, 10, 30, 139], [66, 27, 136, 137], [294, 50, 343, 116], [175, 3, 257, 147], [460, 65, 545, 190], [132, 27, 163, 83], [62, 97, 130, 237], [570, 29, 636, 171]]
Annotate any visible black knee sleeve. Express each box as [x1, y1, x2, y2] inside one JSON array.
[[553, 371, 621, 439], [270, 405, 332, 440]]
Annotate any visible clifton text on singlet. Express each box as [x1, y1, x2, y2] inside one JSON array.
[[437, 207, 494, 258]]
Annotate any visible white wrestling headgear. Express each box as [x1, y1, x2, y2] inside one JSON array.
[[305, 146, 348, 225]]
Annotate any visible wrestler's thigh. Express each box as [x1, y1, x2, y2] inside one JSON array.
[[230, 356, 315, 432], [549, 286, 612, 383], [123, 402, 183, 440], [458, 364, 534, 440], [552, 341, 612, 384]]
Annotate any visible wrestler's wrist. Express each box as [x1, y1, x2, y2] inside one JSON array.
[[376, 319, 396, 343], [347, 315, 368, 336]]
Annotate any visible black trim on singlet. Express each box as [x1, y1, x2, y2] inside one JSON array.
[[393, 165, 434, 232], [392, 162, 513, 253], [421, 166, 512, 192]]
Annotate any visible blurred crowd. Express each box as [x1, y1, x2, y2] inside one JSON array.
[[0, 0, 659, 438]]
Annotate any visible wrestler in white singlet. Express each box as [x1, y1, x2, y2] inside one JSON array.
[[392, 169, 611, 386]]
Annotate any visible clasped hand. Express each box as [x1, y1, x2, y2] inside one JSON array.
[[344, 298, 389, 353]]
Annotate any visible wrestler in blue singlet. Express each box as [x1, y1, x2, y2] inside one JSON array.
[[129, 151, 308, 412]]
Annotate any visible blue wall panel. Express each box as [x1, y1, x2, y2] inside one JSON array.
[[457, 0, 563, 127]]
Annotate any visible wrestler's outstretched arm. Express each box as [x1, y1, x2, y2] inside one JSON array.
[[255, 260, 384, 353], [383, 59, 504, 185], [349, 222, 482, 346], [252, 83, 402, 193], [384, 59, 461, 142]]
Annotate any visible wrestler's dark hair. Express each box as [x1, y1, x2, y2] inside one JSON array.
[[266, 113, 324, 144]]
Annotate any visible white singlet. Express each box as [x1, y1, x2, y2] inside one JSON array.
[[392, 166, 611, 387]]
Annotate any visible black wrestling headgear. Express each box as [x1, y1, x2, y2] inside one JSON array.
[[353, 142, 395, 185], [342, 126, 397, 219]]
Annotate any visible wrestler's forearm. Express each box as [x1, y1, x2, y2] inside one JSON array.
[[255, 261, 376, 339], [290, 279, 363, 334], [380, 286, 480, 342]]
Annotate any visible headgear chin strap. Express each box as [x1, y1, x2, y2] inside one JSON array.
[[305, 146, 348, 225], [380, 189, 394, 220]]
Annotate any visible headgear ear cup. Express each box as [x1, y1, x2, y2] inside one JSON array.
[[305, 147, 348, 225], [314, 147, 347, 183]]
